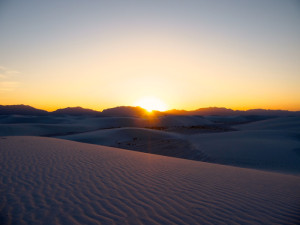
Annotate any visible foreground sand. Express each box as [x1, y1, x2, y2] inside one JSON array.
[[1, 136, 300, 225]]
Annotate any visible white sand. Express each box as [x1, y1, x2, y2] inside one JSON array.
[[0, 123, 92, 136], [0, 116, 144, 136], [58, 127, 204, 160], [233, 116, 300, 131], [1, 115, 299, 175], [0, 115, 212, 137], [58, 117, 300, 174], [189, 116, 300, 175], [1, 136, 299, 225], [59, 127, 182, 145]]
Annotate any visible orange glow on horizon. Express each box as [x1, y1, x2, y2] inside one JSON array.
[[1, 1, 299, 113], [1, 100, 300, 112], [134, 97, 168, 112]]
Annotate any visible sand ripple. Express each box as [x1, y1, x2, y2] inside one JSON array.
[[1, 136, 300, 225]]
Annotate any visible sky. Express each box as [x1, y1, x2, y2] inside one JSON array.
[[0, 0, 299, 111]]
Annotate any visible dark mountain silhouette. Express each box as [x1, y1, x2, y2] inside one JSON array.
[[193, 107, 236, 116], [0, 105, 48, 115], [165, 107, 235, 116], [164, 109, 189, 115], [165, 107, 300, 116], [101, 106, 148, 117], [242, 109, 299, 116], [0, 105, 299, 117], [52, 107, 101, 116]]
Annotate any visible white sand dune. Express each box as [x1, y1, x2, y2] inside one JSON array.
[[0, 116, 150, 137], [2, 115, 298, 174], [58, 127, 205, 160], [0, 115, 69, 124], [0, 123, 92, 136], [58, 117, 300, 174], [79, 115, 212, 128], [76, 116, 147, 129], [204, 115, 254, 123], [59, 127, 182, 145], [187, 117, 300, 174], [1, 136, 300, 225], [151, 115, 212, 127], [0, 115, 213, 137], [234, 116, 300, 131]]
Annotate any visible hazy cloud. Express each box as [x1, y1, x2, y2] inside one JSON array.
[[0, 81, 20, 91], [0, 66, 20, 75], [0, 65, 20, 92]]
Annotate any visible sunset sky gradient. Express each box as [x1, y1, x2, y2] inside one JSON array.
[[0, 0, 299, 111]]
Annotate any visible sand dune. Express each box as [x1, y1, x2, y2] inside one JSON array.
[[1, 136, 299, 225], [59, 127, 206, 160], [59, 127, 182, 145], [0, 115, 68, 124], [0, 115, 213, 137], [0, 123, 92, 136], [0, 116, 146, 136], [234, 116, 300, 131], [150, 115, 212, 127], [57, 117, 300, 174], [204, 115, 256, 124], [189, 129, 300, 174], [1, 115, 299, 174]]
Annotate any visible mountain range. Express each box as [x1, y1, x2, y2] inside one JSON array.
[[0, 104, 299, 117]]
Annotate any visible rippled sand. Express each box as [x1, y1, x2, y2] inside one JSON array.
[[1, 136, 299, 225]]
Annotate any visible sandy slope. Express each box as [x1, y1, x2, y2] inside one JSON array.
[[59, 117, 300, 174], [233, 116, 300, 131], [0, 116, 144, 136], [0, 115, 212, 137], [1, 136, 299, 225], [189, 129, 300, 174], [188, 117, 300, 174], [58, 127, 206, 160], [1, 116, 299, 175], [0, 123, 93, 137]]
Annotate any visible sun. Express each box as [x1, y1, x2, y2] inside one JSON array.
[[135, 97, 168, 112]]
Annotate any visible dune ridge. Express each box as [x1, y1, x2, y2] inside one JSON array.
[[1, 136, 299, 225], [59, 127, 208, 161], [1, 115, 299, 175]]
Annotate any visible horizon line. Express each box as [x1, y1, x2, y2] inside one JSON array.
[[1, 104, 300, 113]]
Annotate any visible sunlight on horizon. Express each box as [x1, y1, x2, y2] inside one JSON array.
[[0, 1, 299, 111], [134, 97, 168, 112]]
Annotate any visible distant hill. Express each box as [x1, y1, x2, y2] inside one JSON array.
[[242, 109, 300, 116], [101, 106, 148, 117], [165, 107, 300, 116], [52, 107, 101, 116], [193, 107, 236, 116], [0, 105, 48, 115], [165, 107, 234, 116], [0, 105, 299, 117]]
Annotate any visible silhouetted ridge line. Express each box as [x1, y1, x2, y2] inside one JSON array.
[[101, 106, 149, 117], [165, 107, 300, 116], [52, 107, 100, 116], [0, 105, 299, 116], [0, 105, 48, 115]]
